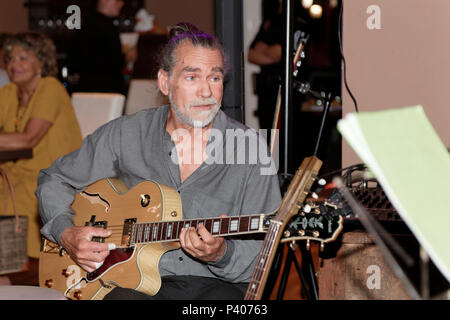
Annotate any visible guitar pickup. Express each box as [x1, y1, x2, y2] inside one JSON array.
[[121, 218, 137, 246]]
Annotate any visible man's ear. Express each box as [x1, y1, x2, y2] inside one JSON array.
[[158, 69, 169, 96]]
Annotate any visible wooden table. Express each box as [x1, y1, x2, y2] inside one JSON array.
[[0, 148, 32, 162]]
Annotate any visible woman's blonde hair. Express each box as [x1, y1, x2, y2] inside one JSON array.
[[4, 32, 58, 77]]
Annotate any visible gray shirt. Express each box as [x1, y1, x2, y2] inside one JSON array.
[[37, 105, 281, 283]]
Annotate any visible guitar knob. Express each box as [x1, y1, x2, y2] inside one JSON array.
[[73, 290, 82, 300], [318, 178, 326, 186], [44, 279, 54, 288], [62, 268, 70, 277]]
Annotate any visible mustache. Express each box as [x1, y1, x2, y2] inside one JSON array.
[[186, 98, 219, 110]]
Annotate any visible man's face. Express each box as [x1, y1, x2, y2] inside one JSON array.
[[159, 41, 224, 128]]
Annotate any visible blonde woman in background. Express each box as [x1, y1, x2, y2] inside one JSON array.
[[0, 32, 82, 272]]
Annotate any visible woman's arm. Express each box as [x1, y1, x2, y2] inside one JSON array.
[[0, 117, 52, 150]]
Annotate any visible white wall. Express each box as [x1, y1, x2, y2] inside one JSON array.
[[342, 0, 450, 167]]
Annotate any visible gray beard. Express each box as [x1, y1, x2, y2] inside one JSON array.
[[169, 91, 220, 128]]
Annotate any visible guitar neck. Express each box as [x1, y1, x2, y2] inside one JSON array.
[[130, 214, 268, 245], [244, 156, 323, 300], [244, 221, 282, 300]]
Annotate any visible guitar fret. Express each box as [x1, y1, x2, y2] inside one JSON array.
[[229, 218, 239, 233], [204, 219, 212, 233], [137, 224, 143, 243], [157, 222, 163, 241], [220, 217, 229, 234], [250, 216, 260, 231], [166, 222, 173, 240], [175, 221, 182, 239], [161, 222, 167, 241], [211, 219, 220, 235], [144, 224, 150, 242], [238, 216, 249, 233], [152, 223, 158, 241]]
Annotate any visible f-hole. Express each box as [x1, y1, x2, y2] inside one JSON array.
[[80, 192, 111, 213]]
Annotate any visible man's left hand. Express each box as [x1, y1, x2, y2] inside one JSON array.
[[179, 214, 227, 263]]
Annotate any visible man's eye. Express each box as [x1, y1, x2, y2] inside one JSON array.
[[210, 76, 222, 82], [186, 75, 195, 81]]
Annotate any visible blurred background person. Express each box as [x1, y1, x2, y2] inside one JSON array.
[[68, 0, 138, 94], [0, 32, 82, 266], [248, 0, 283, 135], [0, 33, 10, 88]]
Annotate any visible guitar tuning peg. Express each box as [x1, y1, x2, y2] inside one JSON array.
[[312, 192, 319, 199], [318, 178, 326, 186], [303, 204, 311, 213], [289, 241, 298, 251]]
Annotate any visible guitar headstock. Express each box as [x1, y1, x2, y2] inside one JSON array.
[[293, 30, 309, 77], [281, 199, 344, 251], [273, 156, 323, 228]]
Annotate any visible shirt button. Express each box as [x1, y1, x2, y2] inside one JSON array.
[[179, 257, 183, 262]]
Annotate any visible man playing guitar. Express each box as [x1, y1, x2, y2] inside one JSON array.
[[36, 22, 281, 300]]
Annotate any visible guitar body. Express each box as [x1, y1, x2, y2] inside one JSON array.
[[39, 178, 182, 300]]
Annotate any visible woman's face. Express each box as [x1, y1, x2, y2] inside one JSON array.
[[6, 45, 42, 86]]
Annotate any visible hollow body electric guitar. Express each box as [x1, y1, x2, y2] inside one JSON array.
[[39, 178, 274, 300], [39, 174, 343, 300]]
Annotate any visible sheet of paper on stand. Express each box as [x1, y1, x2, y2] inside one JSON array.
[[337, 105, 450, 283]]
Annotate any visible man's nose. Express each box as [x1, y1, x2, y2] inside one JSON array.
[[198, 78, 212, 98]]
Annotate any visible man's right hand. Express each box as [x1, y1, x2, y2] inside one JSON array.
[[60, 226, 116, 273]]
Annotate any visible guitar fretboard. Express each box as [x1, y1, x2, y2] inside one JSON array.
[[244, 222, 281, 300], [130, 214, 266, 245]]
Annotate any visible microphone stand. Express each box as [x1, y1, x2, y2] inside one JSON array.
[[293, 80, 334, 157]]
